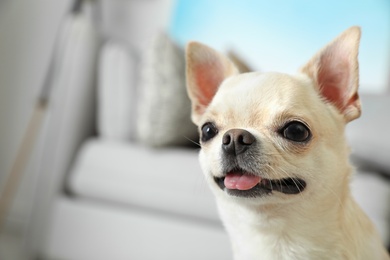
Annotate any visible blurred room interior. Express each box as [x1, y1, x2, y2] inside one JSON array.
[[0, 0, 389, 259]]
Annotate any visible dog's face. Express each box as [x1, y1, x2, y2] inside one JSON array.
[[186, 27, 361, 205]]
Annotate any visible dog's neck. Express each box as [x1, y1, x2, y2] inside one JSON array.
[[216, 168, 377, 259]]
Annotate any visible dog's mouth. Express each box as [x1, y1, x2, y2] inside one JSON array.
[[214, 170, 306, 198]]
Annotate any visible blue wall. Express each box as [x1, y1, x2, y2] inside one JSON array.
[[170, 0, 390, 93]]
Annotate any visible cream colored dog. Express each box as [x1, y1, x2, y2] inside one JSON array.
[[186, 27, 389, 259]]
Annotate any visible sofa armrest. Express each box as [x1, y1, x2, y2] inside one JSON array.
[[26, 12, 99, 257]]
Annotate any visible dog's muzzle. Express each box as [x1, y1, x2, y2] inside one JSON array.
[[218, 129, 307, 198]]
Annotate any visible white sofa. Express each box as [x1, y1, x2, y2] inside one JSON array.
[[26, 3, 390, 260]]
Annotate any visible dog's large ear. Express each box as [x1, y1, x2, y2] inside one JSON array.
[[186, 42, 238, 125], [301, 26, 361, 123]]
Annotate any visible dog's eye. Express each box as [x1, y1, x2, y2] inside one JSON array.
[[201, 123, 218, 142], [282, 121, 311, 142]]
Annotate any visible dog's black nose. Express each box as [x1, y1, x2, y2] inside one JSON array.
[[222, 129, 255, 155]]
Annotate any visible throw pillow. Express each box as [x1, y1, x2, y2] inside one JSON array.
[[136, 33, 198, 147], [97, 41, 137, 140]]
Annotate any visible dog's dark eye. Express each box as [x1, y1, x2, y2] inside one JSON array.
[[201, 122, 218, 142], [282, 121, 311, 142]]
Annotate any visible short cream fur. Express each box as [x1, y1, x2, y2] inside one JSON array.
[[186, 27, 389, 259]]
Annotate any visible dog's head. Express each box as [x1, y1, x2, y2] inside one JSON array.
[[186, 27, 361, 205]]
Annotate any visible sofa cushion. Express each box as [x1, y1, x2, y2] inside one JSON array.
[[67, 139, 220, 222], [135, 33, 198, 147], [100, 0, 174, 52], [347, 95, 390, 175], [97, 41, 137, 140]]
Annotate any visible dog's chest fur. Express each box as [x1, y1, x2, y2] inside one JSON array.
[[217, 197, 380, 259]]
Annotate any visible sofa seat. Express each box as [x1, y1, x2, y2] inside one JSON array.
[[68, 138, 220, 223], [68, 138, 390, 247], [44, 197, 232, 260]]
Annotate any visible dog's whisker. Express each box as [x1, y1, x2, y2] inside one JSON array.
[[261, 149, 308, 197], [317, 183, 344, 210], [183, 135, 201, 147], [260, 165, 274, 190], [266, 164, 306, 199], [279, 179, 284, 193]]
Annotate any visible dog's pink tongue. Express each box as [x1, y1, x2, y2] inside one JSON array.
[[224, 173, 261, 190]]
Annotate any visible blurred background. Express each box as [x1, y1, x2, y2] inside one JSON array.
[[0, 0, 389, 259]]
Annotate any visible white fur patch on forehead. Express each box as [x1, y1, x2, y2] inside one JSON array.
[[216, 72, 317, 104]]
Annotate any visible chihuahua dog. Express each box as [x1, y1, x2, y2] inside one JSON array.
[[186, 27, 389, 259]]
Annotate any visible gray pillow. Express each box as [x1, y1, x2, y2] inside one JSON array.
[[136, 33, 198, 147]]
